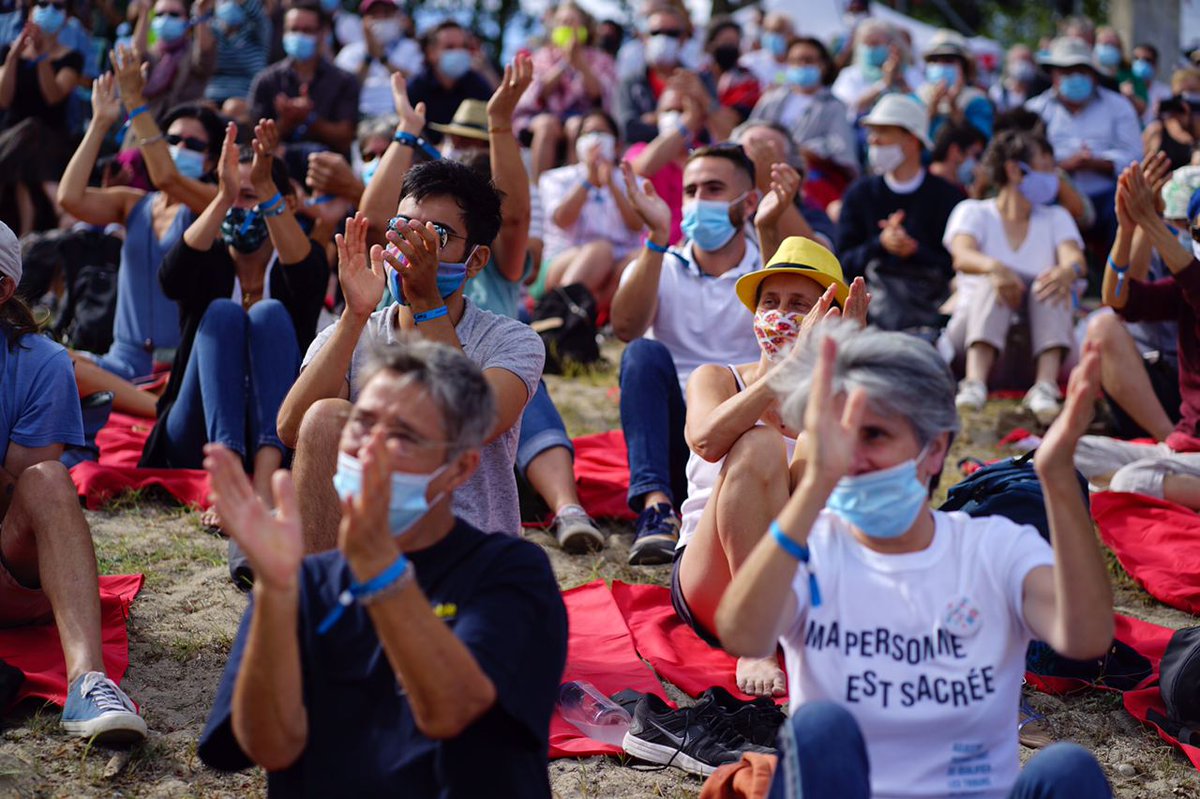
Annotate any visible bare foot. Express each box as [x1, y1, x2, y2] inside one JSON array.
[[200, 507, 224, 533], [736, 655, 786, 697]]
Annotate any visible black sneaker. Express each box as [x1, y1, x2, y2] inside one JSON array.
[[628, 503, 680, 565], [621, 694, 771, 776], [695, 686, 786, 750]]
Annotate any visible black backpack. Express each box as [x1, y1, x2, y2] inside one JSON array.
[[530, 284, 601, 374], [1150, 627, 1200, 744], [938, 450, 1088, 542], [20, 228, 121, 354]]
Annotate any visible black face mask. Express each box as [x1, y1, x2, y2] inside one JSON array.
[[712, 44, 741, 72], [598, 32, 622, 57], [221, 207, 270, 254]]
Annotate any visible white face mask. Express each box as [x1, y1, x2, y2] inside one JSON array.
[[645, 34, 681, 67], [657, 110, 685, 138], [369, 18, 401, 47], [576, 131, 616, 163], [868, 142, 906, 175]]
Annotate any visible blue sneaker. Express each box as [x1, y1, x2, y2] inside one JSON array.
[[61, 671, 147, 745], [628, 503, 680, 565]]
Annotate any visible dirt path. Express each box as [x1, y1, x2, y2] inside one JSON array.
[[1, 357, 1198, 798]]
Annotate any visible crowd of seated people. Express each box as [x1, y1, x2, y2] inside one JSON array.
[[8, 1, 1200, 794]]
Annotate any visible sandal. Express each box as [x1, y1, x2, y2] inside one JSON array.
[[1019, 697, 1052, 749]]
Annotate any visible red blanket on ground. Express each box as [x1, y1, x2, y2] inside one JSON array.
[[0, 574, 143, 709], [572, 431, 636, 522], [69, 412, 210, 510], [550, 580, 670, 758], [1092, 492, 1200, 615]]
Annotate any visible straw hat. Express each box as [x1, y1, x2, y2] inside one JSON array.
[[735, 237, 849, 311]]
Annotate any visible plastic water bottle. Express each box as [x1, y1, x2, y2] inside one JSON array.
[[557, 681, 631, 747]]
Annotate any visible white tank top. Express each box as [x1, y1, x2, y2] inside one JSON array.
[[677, 365, 797, 550]]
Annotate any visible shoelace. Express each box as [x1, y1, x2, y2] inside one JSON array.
[[79, 673, 131, 714], [630, 705, 749, 773]]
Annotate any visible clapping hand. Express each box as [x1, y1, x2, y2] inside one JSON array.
[[90, 72, 122, 128], [110, 44, 146, 104], [334, 212, 386, 318], [487, 54, 533, 127], [250, 118, 280, 198], [1035, 340, 1100, 474], [621, 161, 672, 242], [216, 121, 240, 205], [755, 163, 801, 229], [391, 72, 426, 136], [842, 276, 870, 326], [803, 335, 868, 490], [336, 433, 398, 574], [382, 217, 443, 308], [1122, 161, 1164, 227], [878, 211, 918, 258], [204, 444, 303, 593]]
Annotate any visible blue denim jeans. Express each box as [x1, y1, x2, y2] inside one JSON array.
[[516, 380, 573, 474], [84, 339, 153, 381], [768, 701, 1112, 799], [618, 338, 688, 511], [161, 299, 300, 469]]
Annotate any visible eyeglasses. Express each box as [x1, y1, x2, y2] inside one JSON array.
[[649, 29, 683, 38], [34, 0, 66, 7], [166, 133, 208, 153], [387, 214, 466, 250], [156, 9, 185, 17], [337, 408, 448, 456]]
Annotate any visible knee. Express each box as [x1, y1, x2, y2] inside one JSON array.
[[531, 113, 562, 136], [1084, 311, 1126, 353], [1022, 743, 1108, 794], [582, 239, 615, 259], [726, 427, 787, 481], [14, 460, 78, 506], [788, 701, 863, 750], [200, 299, 247, 333], [620, 338, 673, 382], [296, 397, 352, 454], [1109, 459, 1165, 498], [247, 298, 289, 328]]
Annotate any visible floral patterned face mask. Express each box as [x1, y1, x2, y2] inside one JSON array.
[[754, 309, 804, 362]]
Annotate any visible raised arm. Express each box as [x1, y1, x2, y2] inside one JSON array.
[[112, 45, 218, 214], [1021, 343, 1114, 660], [0, 30, 28, 109], [29, 25, 78, 106], [610, 161, 670, 341], [486, 55, 534, 282], [183, 122, 239, 251], [277, 213, 382, 447], [359, 73, 423, 237], [630, 95, 698, 178], [250, 119, 310, 265], [57, 73, 145, 226], [205, 447, 307, 770], [754, 163, 813, 263]]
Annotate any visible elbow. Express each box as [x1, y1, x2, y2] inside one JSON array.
[[277, 406, 301, 450], [612, 318, 637, 343], [1055, 627, 1114, 662], [414, 683, 497, 740]]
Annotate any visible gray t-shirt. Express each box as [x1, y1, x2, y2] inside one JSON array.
[[302, 299, 545, 535]]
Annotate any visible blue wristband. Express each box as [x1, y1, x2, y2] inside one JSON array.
[[392, 130, 442, 161], [317, 553, 411, 635], [645, 239, 670, 254], [128, 103, 149, 119], [257, 193, 283, 214], [1107, 256, 1129, 299], [413, 305, 449, 324], [769, 520, 821, 607]]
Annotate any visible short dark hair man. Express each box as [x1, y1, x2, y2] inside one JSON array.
[[198, 340, 567, 795]]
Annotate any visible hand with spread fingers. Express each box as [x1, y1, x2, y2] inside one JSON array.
[[383, 217, 443, 308], [110, 44, 147, 105], [336, 433, 399, 576], [334, 212, 387, 318], [842, 276, 871, 327], [755, 163, 801, 230], [204, 444, 303, 593], [1035, 340, 1100, 475], [90, 72, 123, 128], [391, 73, 426, 137], [622, 160, 672, 243], [803, 335, 868, 490], [486, 54, 533, 127]]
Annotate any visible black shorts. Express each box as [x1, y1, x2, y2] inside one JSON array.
[[670, 547, 723, 649], [1105, 353, 1182, 439]]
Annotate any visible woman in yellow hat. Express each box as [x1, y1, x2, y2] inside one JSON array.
[[671, 236, 867, 696]]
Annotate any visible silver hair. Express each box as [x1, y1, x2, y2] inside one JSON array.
[[358, 115, 400, 153], [730, 120, 801, 168], [770, 319, 960, 445], [358, 338, 496, 455]]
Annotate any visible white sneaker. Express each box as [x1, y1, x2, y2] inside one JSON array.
[[1023, 381, 1063, 425], [955, 379, 988, 412]]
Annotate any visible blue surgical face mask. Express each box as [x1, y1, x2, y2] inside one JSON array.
[[762, 31, 788, 59], [1094, 43, 1121, 69], [785, 64, 822, 89], [857, 42, 889, 77], [170, 145, 206, 179], [385, 245, 477, 305], [681, 194, 745, 252], [151, 14, 189, 43], [925, 62, 959, 87], [320, 0, 340, 14], [826, 446, 930, 539], [31, 4, 65, 35], [1018, 164, 1059, 205], [360, 157, 380, 185], [215, 0, 246, 27], [333, 452, 448, 537], [1131, 58, 1154, 82], [956, 154, 977, 187], [438, 48, 472, 80], [1057, 72, 1094, 103], [283, 31, 318, 61]]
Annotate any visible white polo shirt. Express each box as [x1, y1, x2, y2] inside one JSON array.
[[620, 236, 763, 392]]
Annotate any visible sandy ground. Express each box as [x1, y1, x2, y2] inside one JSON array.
[[2, 346, 1199, 798]]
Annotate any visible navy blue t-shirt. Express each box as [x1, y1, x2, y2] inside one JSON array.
[[198, 520, 567, 798]]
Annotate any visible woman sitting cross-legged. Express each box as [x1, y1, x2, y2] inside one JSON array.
[[674, 237, 867, 697], [716, 321, 1115, 798], [140, 119, 328, 517]]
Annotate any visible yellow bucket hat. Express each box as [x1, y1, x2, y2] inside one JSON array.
[[735, 237, 849, 312]]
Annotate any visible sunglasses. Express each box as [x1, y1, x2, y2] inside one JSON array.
[[166, 133, 208, 153], [34, 0, 66, 7], [156, 9, 185, 17], [649, 29, 683, 39], [387, 214, 466, 250]]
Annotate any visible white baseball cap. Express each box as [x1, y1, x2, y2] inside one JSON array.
[[862, 94, 933, 150], [0, 221, 19, 287]]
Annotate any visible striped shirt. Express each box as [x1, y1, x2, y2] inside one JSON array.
[[204, 0, 270, 104]]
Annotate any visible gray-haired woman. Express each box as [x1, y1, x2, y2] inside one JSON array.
[[716, 320, 1114, 798]]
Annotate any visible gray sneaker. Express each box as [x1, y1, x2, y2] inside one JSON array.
[[554, 506, 604, 553]]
